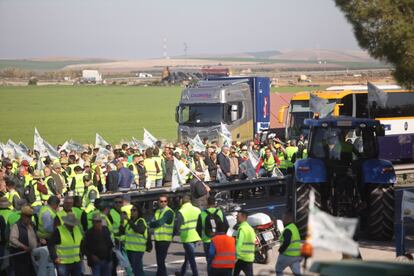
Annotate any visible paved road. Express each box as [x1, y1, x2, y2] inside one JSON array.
[[138, 236, 407, 275]]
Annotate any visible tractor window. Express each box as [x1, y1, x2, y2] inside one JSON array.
[[310, 127, 377, 160]]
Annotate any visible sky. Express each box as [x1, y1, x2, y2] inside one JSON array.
[[0, 0, 361, 59]]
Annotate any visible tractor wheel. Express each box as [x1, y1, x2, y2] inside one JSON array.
[[366, 185, 394, 241], [295, 182, 321, 239]]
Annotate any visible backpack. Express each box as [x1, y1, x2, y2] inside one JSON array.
[[204, 208, 222, 237], [24, 183, 36, 204]]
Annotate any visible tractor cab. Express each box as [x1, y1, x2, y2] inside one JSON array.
[[293, 116, 395, 241], [306, 117, 384, 166]]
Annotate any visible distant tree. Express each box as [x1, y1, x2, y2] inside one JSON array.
[[335, 0, 414, 87], [28, 77, 38, 85]]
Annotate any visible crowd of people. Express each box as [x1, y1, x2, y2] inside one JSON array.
[[0, 135, 308, 275]]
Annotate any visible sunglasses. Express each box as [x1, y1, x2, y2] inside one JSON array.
[[159, 200, 167, 203]]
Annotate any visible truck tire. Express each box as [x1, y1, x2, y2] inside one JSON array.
[[366, 185, 394, 241], [295, 183, 321, 239]]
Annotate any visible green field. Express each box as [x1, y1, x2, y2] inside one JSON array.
[[0, 86, 182, 145], [0, 59, 112, 71], [0, 85, 315, 146]]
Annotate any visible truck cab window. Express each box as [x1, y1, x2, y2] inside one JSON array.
[[224, 102, 243, 123], [179, 104, 223, 125]]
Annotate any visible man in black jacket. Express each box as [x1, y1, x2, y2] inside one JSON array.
[[83, 213, 114, 276], [217, 146, 230, 181]]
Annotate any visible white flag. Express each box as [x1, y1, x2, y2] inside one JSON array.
[[34, 128, 45, 153], [173, 157, 190, 184], [37, 157, 45, 170], [4, 141, 17, 160], [190, 134, 206, 153], [309, 93, 335, 118], [95, 133, 109, 149], [18, 141, 30, 153], [308, 190, 359, 256], [239, 151, 259, 180], [95, 147, 111, 164], [402, 190, 414, 219], [7, 140, 32, 162], [42, 140, 59, 160], [221, 122, 231, 137], [131, 137, 147, 151], [216, 167, 228, 183], [143, 128, 157, 147], [368, 82, 388, 108]]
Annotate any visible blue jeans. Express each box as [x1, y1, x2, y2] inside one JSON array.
[[91, 260, 112, 276], [275, 255, 302, 276], [56, 262, 82, 276], [203, 242, 212, 276], [258, 168, 272, 177], [127, 251, 145, 276], [180, 242, 198, 276], [156, 179, 163, 188]]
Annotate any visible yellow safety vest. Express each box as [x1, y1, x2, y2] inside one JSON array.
[[125, 218, 147, 252], [73, 173, 85, 196], [37, 205, 56, 239], [5, 190, 20, 209], [143, 158, 157, 181], [153, 156, 164, 180], [82, 185, 100, 208], [56, 225, 83, 264], [262, 155, 276, 172], [29, 180, 43, 207], [121, 204, 133, 219], [285, 146, 298, 168], [200, 207, 224, 243], [277, 151, 287, 170], [280, 223, 301, 257], [154, 206, 175, 242], [236, 221, 256, 262], [178, 202, 201, 243]]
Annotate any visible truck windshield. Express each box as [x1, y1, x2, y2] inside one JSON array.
[[288, 111, 312, 138], [178, 104, 223, 125], [310, 127, 377, 161]]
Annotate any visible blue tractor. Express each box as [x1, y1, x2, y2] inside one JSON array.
[[293, 116, 396, 240]]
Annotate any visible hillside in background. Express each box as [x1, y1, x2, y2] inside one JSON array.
[[0, 48, 387, 73]]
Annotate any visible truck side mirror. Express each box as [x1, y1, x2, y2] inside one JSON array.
[[278, 105, 288, 124], [175, 106, 179, 123], [231, 104, 238, 121], [375, 125, 385, 136]]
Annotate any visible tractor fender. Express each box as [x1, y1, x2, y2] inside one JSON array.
[[295, 158, 327, 183], [362, 159, 396, 185]]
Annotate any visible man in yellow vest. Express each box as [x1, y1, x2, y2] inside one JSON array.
[[48, 213, 83, 275], [275, 211, 302, 276], [82, 175, 100, 212], [37, 196, 59, 241], [124, 204, 148, 276], [285, 140, 298, 175], [5, 178, 20, 209], [54, 196, 75, 227], [175, 195, 201, 276], [143, 148, 158, 189], [234, 209, 255, 276], [149, 194, 175, 276], [70, 166, 86, 197], [196, 196, 228, 276]]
